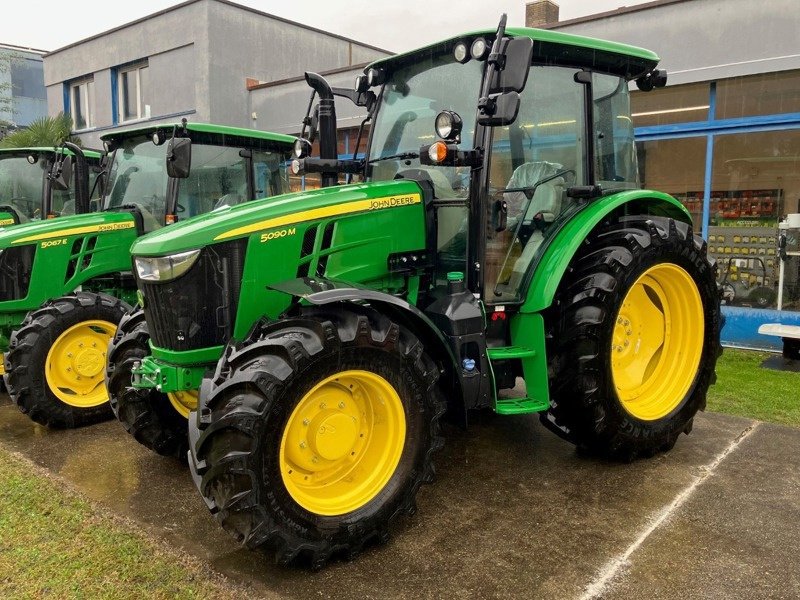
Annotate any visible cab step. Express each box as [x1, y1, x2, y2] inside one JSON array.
[[495, 396, 549, 415]]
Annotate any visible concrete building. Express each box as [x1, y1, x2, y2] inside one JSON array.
[[0, 43, 47, 129], [539, 0, 800, 348], [43, 0, 390, 147]]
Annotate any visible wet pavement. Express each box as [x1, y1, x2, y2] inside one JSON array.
[[1, 392, 799, 599]]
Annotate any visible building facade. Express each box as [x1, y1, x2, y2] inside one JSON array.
[[0, 43, 47, 130], [547, 0, 800, 349], [43, 0, 390, 147]]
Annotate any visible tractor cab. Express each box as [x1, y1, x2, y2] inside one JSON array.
[[0, 145, 103, 226], [101, 122, 294, 233]]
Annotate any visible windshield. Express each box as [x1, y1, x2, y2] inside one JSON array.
[[105, 136, 169, 232], [0, 154, 48, 221], [368, 54, 482, 197], [105, 136, 289, 232]]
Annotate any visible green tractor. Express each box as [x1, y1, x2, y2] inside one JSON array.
[[2, 122, 294, 428], [0, 144, 103, 226], [110, 19, 721, 566]]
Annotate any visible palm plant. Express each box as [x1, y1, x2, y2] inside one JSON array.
[[0, 113, 80, 148]]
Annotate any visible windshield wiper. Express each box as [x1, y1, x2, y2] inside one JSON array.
[[367, 152, 420, 164]]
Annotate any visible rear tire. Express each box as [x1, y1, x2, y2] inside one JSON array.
[[106, 306, 191, 458], [541, 216, 722, 460], [6, 292, 130, 428], [189, 307, 445, 568]]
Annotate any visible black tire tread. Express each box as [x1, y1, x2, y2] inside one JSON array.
[[105, 305, 189, 458], [541, 216, 722, 460], [189, 306, 445, 568], [6, 292, 130, 428]]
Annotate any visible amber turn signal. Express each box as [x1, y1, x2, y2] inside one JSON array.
[[428, 141, 448, 164]]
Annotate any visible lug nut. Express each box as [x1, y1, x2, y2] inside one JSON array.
[[300, 441, 307, 449], [339, 402, 345, 409], [303, 419, 310, 426]]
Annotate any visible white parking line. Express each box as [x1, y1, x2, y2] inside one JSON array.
[[580, 422, 760, 600]]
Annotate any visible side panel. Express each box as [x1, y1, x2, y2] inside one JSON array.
[[2, 213, 139, 314], [520, 191, 691, 314], [232, 186, 428, 341]]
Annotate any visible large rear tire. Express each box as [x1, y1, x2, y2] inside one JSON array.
[[6, 292, 130, 428], [105, 306, 193, 458], [189, 307, 445, 568], [541, 216, 722, 460]]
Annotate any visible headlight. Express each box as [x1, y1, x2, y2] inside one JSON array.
[[135, 249, 200, 282]]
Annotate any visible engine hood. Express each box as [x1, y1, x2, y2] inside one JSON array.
[[0, 210, 137, 248], [131, 179, 425, 257]]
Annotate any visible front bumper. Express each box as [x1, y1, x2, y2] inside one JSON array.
[[131, 344, 223, 394]]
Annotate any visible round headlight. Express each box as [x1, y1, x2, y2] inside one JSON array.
[[290, 159, 302, 175], [26, 154, 37, 165], [434, 110, 462, 141], [366, 68, 385, 87], [152, 130, 166, 146], [453, 41, 469, 64], [354, 74, 368, 93], [470, 38, 489, 60], [293, 138, 311, 159]]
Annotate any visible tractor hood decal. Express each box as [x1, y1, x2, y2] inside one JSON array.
[[131, 180, 424, 256], [214, 192, 421, 241], [1, 212, 137, 246]]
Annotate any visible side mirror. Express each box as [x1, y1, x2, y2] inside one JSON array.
[[477, 91, 521, 126], [166, 137, 191, 179], [52, 155, 73, 191], [489, 37, 533, 94], [492, 199, 508, 232]]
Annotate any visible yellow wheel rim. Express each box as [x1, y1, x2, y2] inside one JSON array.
[[45, 319, 117, 408], [280, 370, 406, 516], [167, 390, 199, 419], [611, 263, 704, 421]]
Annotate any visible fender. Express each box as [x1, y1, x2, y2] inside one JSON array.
[[520, 190, 691, 313], [271, 277, 465, 423]]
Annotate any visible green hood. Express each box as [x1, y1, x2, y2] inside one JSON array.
[[131, 179, 424, 257]]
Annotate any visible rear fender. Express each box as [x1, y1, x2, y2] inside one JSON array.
[[520, 190, 691, 313]]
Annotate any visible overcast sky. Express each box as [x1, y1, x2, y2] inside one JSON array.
[[6, 0, 652, 53]]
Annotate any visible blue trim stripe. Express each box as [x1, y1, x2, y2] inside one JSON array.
[[110, 69, 119, 126]]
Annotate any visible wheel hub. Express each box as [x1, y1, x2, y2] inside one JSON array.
[[73, 347, 105, 377], [280, 370, 406, 516], [309, 411, 359, 461], [45, 320, 117, 408], [610, 263, 704, 421]]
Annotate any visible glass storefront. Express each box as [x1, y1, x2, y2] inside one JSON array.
[[634, 70, 800, 348]]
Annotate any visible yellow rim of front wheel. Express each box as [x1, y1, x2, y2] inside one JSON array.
[[279, 369, 406, 516], [611, 263, 704, 421], [45, 319, 117, 408], [167, 389, 199, 419]]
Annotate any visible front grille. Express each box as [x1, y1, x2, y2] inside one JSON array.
[[0, 245, 35, 301], [139, 239, 246, 351]]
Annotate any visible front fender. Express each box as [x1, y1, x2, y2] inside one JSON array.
[[520, 190, 691, 313], [271, 277, 464, 422]]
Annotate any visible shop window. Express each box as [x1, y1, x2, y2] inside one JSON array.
[[11, 58, 45, 100], [636, 137, 707, 232], [117, 61, 150, 122], [710, 129, 800, 310], [716, 70, 800, 120], [630, 82, 709, 128], [68, 77, 94, 130]]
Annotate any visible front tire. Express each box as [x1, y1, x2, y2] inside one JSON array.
[[542, 216, 722, 459], [6, 292, 130, 428], [189, 307, 445, 567], [105, 306, 194, 458]]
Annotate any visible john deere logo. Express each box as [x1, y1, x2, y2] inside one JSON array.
[[368, 195, 418, 210]]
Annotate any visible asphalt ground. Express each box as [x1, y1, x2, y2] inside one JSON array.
[[1, 393, 798, 599]]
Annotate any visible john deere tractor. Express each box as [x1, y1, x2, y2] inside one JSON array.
[[110, 19, 721, 566], [2, 122, 294, 428], [0, 144, 103, 226]]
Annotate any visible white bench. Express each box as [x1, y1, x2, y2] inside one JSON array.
[[758, 323, 800, 358]]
